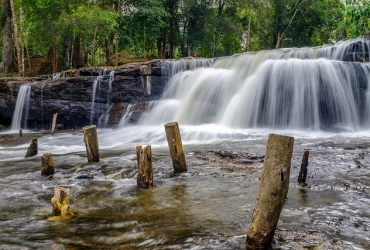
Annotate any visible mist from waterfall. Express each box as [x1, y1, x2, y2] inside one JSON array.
[[11, 85, 32, 131], [138, 37, 370, 132]]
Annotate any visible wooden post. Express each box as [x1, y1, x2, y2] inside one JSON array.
[[164, 122, 187, 173], [83, 125, 99, 162], [25, 137, 38, 158], [51, 186, 70, 215], [41, 153, 55, 176], [51, 113, 58, 135], [19, 129, 23, 137], [246, 134, 294, 249], [136, 145, 153, 188], [298, 150, 309, 184]]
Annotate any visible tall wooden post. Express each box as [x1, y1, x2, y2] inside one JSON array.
[[51, 113, 58, 135], [19, 129, 23, 137], [25, 137, 38, 158], [298, 150, 309, 184], [83, 125, 100, 162], [41, 153, 55, 176], [51, 186, 70, 215], [164, 122, 187, 173], [246, 134, 294, 249], [136, 145, 153, 188]]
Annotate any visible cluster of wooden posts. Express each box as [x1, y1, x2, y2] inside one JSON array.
[[20, 116, 311, 249]]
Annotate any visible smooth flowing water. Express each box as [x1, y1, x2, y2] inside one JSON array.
[[0, 128, 369, 249], [2, 37, 370, 249], [10, 85, 32, 131]]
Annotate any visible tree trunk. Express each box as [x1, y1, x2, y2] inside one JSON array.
[[92, 27, 98, 67], [25, 138, 38, 158], [83, 125, 100, 162], [246, 134, 294, 249], [105, 36, 110, 66], [51, 186, 70, 215], [164, 122, 187, 173], [41, 153, 55, 176], [73, 36, 83, 68], [246, 8, 252, 52], [9, 0, 22, 76], [298, 150, 309, 183], [52, 34, 57, 73], [1, 0, 14, 74], [136, 145, 153, 188]]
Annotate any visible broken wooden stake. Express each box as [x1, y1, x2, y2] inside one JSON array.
[[51, 113, 58, 135], [41, 153, 55, 176], [25, 137, 38, 158], [298, 150, 309, 184], [246, 134, 294, 249], [19, 129, 23, 137], [83, 125, 99, 162], [51, 186, 70, 215], [136, 145, 153, 188], [164, 122, 187, 173]]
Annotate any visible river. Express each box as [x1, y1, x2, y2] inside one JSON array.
[[0, 127, 369, 249]]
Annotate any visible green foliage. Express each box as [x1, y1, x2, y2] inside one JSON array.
[[0, 0, 368, 73], [345, 0, 370, 37]]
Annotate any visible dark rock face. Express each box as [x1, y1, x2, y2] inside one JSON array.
[[0, 60, 169, 130]]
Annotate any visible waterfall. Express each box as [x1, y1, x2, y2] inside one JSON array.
[[119, 104, 135, 126], [138, 38, 370, 132], [52, 71, 67, 79], [11, 85, 32, 131], [90, 76, 103, 125], [90, 69, 108, 125], [108, 71, 115, 105]]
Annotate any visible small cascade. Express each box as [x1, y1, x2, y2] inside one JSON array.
[[162, 57, 214, 79], [40, 88, 44, 130], [90, 76, 103, 125], [90, 69, 108, 125], [98, 104, 113, 128], [119, 104, 135, 126], [11, 85, 32, 131], [108, 71, 115, 105], [52, 71, 67, 79]]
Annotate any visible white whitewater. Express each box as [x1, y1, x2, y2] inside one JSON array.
[[90, 69, 108, 125], [138, 37, 370, 132], [10, 85, 32, 131]]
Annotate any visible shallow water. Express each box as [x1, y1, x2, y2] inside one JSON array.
[[0, 127, 369, 249]]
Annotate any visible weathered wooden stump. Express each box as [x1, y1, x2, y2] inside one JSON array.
[[83, 125, 99, 162], [298, 150, 309, 184], [51, 186, 70, 215], [51, 113, 58, 135], [41, 153, 55, 176], [246, 134, 294, 249], [25, 137, 38, 158], [136, 145, 153, 188], [19, 129, 23, 137], [164, 122, 187, 173]]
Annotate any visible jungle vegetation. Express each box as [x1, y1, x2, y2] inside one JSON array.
[[0, 0, 369, 75]]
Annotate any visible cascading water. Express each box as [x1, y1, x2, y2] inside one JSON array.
[[138, 37, 370, 132], [108, 71, 115, 105], [119, 104, 135, 126], [10, 85, 32, 131], [90, 69, 108, 125]]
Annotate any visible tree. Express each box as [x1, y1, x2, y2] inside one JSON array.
[[1, 0, 14, 73], [345, 0, 370, 37]]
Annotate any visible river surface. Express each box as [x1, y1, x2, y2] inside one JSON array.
[[0, 126, 369, 249]]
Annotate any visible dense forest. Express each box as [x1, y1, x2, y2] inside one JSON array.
[[0, 0, 369, 75]]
